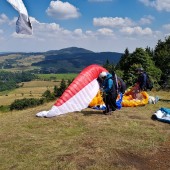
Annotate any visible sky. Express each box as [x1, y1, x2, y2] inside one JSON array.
[[0, 0, 170, 53]]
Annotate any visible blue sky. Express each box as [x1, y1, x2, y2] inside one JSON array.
[[0, 0, 170, 53]]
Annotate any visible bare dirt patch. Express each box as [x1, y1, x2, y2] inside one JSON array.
[[113, 138, 170, 170]]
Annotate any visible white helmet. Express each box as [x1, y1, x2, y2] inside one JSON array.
[[99, 71, 107, 78]]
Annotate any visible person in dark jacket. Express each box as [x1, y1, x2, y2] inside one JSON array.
[[117, 77, 126, 94], [99, 71, 117, 115], [136, 68, 147, 91]]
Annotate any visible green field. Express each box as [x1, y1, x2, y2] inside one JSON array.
[[0, 80, 170, 169], [36, 73, 78, 81]]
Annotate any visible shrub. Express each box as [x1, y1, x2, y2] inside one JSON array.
[[10, 98, 45, 110]]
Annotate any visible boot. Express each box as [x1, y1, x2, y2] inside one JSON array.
[[103, 110, 112, 115], [105, 111, 112, 115], [103, 110, 108, 114]]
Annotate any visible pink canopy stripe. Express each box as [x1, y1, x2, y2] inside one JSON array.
[[55, 64, 108, 106]]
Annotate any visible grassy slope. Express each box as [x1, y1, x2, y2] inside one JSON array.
[[0, 81, 60, 105], [0, 90, 170, 169], [0, 54, 44, 71]]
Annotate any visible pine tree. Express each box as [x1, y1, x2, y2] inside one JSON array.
[[116, 48, 130, 71], [154, 36, 170, 88], [103, 59, 115, 73], [118, 48, 161, 87]]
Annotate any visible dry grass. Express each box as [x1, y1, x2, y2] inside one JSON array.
[[0, 87, 170, 169], [15, 55, 45, 66], [0, 54, 45, 71], [0, 54, 20, 63], [0, 81, 60, 105]]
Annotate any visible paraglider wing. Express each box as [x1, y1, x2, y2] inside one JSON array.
[[7, 0, 32, 35], [36, 64, 108, 118]]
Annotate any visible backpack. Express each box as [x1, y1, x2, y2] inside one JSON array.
[[111, 72, 126, 94], [146, 74, 153, 91], [111, 72, 118, 93]]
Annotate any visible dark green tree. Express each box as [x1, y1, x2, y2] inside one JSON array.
[[115, 48, 130, 80], [145, 46, 154, 59], [53, 85, 58, 97], [67, 79, 73, 86], [60, 79, 67, 92], [103, 59, 115, 74], [116, 48, 130, 71], [154, 36, 170, 88], [118, 48, 161, 87], [42, 90, 55, 101], [55, 79, 67, 97]]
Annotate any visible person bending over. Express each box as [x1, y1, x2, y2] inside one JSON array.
[[99, 71, 117, 115]]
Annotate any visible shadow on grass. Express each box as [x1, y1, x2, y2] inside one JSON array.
[[159, 99, 170, 102], [151, 114, 170, 124], [81, 109, 104, 116], [151, 114, 157, 121]]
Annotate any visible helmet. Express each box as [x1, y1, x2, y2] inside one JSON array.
[[136, 67, 144, 72], [99, 71, 107, 78]]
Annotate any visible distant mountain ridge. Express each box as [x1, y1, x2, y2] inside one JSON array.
[[0, 47, 123, 73], [32, 47, 123, 73], [45, 47, 94, 55]]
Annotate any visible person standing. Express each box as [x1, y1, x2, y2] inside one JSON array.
[[117, 77, 126, 94], [136, 67, 147, 91], [99, 71, 117, 115]]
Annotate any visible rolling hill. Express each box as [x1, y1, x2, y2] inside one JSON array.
[[32, 47, 122, 73], [0, 47, 122, 73]]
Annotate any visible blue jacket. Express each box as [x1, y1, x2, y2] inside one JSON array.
[[103, 73, 113, 93]]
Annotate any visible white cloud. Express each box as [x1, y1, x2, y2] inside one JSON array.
[[93, 17, 135, 28], [72, 28, 88, 39], [74, 29, 83, 35], [163, 24, 170, 30], [46, 0, 80, 19], [0, 14, 9, 25], [139, 0, 154, 6], [93, 16, 155, 28], [97, 28, 114, 36], [11, 32, 34, 38], [120, 26, 153, 36], [88, 0, 113, 2], [164, 33, 170, 37], [138, 15, 154, 25], [139, 0, 170, 12]]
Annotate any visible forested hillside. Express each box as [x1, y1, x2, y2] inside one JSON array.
[[0, 71, 36, 91], [0, 47, 122, 73], [32, 51, 122, 73]]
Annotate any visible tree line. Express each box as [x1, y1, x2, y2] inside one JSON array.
[[104, 36, 170, 89], [0, 71, 37, 91]]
